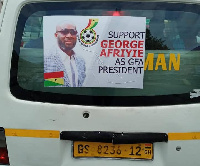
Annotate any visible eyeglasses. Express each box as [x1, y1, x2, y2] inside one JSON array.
[[57, 29, 77, 35]]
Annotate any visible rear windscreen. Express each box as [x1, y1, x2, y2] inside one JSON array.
[[11, 1, 200, 106]]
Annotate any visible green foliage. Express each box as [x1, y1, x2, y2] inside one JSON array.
[[145, 29, 169, 50]]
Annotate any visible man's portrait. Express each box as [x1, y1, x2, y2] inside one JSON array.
[[44, 21, 86, 87]]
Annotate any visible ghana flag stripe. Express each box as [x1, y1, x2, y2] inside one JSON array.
[[44, 80, 63, 87], [46, 78, 64, 85], [85, 19, 92, 29], [44, 71, 64, 79]]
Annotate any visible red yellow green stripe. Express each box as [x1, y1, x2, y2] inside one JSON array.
[[85, 19, 92, 29], [85, 18, 99, 29], [44, 71, 64, 86]]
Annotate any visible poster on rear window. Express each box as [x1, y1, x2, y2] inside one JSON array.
[[43, 16, 146, 88]]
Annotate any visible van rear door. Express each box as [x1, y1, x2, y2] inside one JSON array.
[[0, 0, 200, 166]]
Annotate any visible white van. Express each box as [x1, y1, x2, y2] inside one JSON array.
[[0, 0, 200, 165], [0, 1, 3, 12]]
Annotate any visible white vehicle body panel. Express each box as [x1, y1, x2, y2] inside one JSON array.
[[0, 0, 200, 166]]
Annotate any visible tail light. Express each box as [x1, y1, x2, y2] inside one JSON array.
[[0, 128, 9, 165], [103, 9, 125, 16], [112, 11, 121, 16]]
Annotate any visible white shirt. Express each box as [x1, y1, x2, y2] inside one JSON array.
[[58, 48, 78, 87]]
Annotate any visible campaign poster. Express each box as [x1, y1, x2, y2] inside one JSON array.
[[43, 16, 146, 88]]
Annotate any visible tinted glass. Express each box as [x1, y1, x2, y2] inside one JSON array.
[[11, 1, 200, 106]]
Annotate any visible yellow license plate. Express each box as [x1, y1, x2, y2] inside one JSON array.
[[73, 141, 153, 160]]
